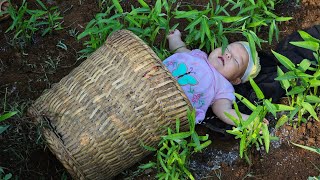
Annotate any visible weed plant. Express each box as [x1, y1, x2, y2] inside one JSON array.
[[77, 0, 291, 62], [5, 0, 63, 48], [0, 167, 12, 180], [273, 30, 320, 126], [0, 112, 15, 180], [140, 109, 211, 180], [0, 112, 17, 135], [226, 78, 294, 163], [1, 88, 18, 139], [291, 142, 320, 179], [291, 142, 320, 155]]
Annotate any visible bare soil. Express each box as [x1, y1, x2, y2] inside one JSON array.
[[0, 0, 319, 179]]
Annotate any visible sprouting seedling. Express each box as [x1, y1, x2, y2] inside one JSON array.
[[5, 0, 63, 48], [226, 77, 294, 163], [273, 30, 320, 125], [291, 142, 320, 155], [140, 108, 211, 180]]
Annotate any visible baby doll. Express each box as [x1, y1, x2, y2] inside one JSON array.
[[164, 29, 261, 125]]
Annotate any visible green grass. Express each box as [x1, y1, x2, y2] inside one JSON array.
[[5, 0, 63, 48], [140, 109, 211, 180]]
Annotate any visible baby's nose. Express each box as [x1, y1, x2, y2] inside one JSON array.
[[224, 52, 231, 60]]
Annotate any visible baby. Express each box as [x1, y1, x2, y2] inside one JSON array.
[[164, 29, 261, 125]]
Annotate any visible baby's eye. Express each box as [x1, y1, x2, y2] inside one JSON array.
[[234, 58, 240, 67]]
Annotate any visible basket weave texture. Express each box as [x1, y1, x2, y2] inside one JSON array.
[[28, 30, 192, 179]]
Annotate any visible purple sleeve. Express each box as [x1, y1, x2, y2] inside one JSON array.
[[211, 77, 236, 104], [188, 49, 208, 61]]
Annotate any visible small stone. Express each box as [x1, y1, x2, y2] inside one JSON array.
[[306, 138, 316, 146], [306, 122, 312, 129], [298, 126, 306, 135], [286, 126, 292, 131]]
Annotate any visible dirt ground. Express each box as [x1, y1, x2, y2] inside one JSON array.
[[0, 0, 319, 179]]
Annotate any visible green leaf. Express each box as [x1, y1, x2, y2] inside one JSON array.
[[235, 93, 256, 111], [261, 123, 270, 153], [174, 10, 199, 19], [154, 0, 162, 14], [297, 30, 320, 43], [191, 133, 201, 149], [226, 127, 242, 136], [125, 15, 142, 28], [139, 162, 156, 169], [233, 101, 243, 122], [3, 173, 12, 180], [247, 20, 267, 28], [291, 142, 320, 155], [0, 125, 10, 134], [275, 16, 292, 21], [249, 77, 264, 100], [0, 112, 17, 122], [275, 114, 289, 129], [268, 20, 275, 44], [274, 104, 295, 111], [112, 0, 123, 13], [185, 17, 202, 31], [290, 41, 319, 52], [219, 16, 244, 23], [276, 67, 290, 90], [305, 95, 320, 103], [239, 134, 246, 158], [162, 132, 192, 140], [138, 0, 149, 8], [142, 144, 157, 152], [242, 106, 263, 128], [287, 86, 306, 96], [272, 50, 295, 71], [264, 99, 276, 117], [175, 118, 180, 133], [298, 59, 311, 72], [224, 112, 240, 127], [195, 140, 212, 152], [289, 106, 300, 120], [246, 32, 258, 64], [295, 71, 314, 79], [309, 79, 320, 87], [158, 153, 169, 173], [275, 71, 297, 81], [314, 70, 320, 78], [204, 20, 212, 40], [36, 0, 47, 10], [182, 166, 195, 180], [200, 18, 206, 45], [301, 102, 319, 121], [198, 134, 209, 141], [187, 109, 196, 133]]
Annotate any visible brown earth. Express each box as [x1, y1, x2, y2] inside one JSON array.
[[0, 0, 319, 179]]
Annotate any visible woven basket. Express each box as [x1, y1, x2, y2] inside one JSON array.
[[28, 30, 192, 179]]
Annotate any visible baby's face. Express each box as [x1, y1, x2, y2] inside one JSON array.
[[208, 42, 249, 84]]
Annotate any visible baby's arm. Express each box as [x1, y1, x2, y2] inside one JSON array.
[[212, 99, 268, 126], [167, 29, 191, 53], [211, 98, 249, 126]]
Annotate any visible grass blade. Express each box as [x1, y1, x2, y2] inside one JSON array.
[[0, 112, 17, 122]]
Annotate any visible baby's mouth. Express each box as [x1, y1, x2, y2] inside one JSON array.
[[218, 56, 225, 66]]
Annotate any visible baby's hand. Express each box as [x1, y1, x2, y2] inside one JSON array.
[[167, 29, 182, 40], [263, 118, 269, 125], [259, 118, 269, 134]]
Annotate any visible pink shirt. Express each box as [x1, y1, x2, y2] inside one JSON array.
[[163, 49, 235, 123]]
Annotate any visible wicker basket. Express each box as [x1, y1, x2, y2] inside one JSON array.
[[28, 30, 192, 179]]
